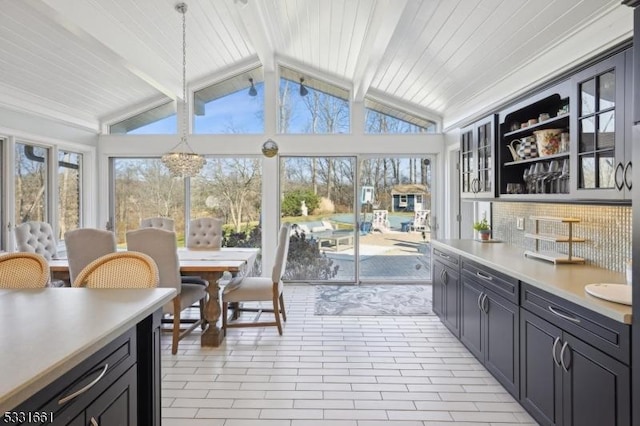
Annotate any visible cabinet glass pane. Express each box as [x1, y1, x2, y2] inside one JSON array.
[[597, 111, 615, 149], [598, 151, 615, 189], [579, 116, 595, 152], [599, 71, 616, 110], [580, 78, 596, 115], [579, 153, 595, 189]]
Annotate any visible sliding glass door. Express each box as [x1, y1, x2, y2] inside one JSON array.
[[358, 156, 433, 282], [280, 155, 434, 283], [280, 156, 357, 282]]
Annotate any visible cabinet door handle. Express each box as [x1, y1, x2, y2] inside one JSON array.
[[552, 337, 561, 367], [624, 161, 632, 190], [475, 271, 493, 281], [90, 418, 99, 426], [477, 292, 484, 311], [548, 306, 581, 323], [442, 270, 448, 285], [614, 162, 624, 191], [560, 341, 570, 372], [481, 293, 489, 314], [58, 363, 109, 405]]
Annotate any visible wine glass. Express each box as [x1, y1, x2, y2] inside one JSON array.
[[523, 167, 530, 193], [559, 159, 570, 193], [546, 160, 561, 193]]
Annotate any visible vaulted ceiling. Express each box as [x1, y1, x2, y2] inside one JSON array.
[[0, 0, 632, 133]]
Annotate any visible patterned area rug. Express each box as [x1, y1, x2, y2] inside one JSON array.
[[315, 284, 433, 316]]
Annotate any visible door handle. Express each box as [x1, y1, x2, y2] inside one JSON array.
[[475, 271, 493, 281], [614, 162, 624, 191], [477, 292, 484, 311], [58, 364, 109, 405], [442, 270, 448, 285], [552, 337, 561, 367], [560, 341, 570, 372], [90, 418, 99, 426], [481, 293, 489, 313], [624, 161, 632, 190], [548, 306, 581, 323]]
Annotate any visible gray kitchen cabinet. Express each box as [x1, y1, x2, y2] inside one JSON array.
[[432, 248, 460, 337], [460, 261, 519, 397], [570, 49, 632, 201], [521, 309, 630, 426], [460, 114, 498, 199]]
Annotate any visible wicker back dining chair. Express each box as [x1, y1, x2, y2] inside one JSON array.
[[64, 228, 117, 285], [0, 252, 50, 288], [72, 252, 159, 288], [222, 223, 291, 335], [126, 228, 207, 354]]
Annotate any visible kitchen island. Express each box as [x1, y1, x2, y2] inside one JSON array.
[[0, 288, 176, 425]]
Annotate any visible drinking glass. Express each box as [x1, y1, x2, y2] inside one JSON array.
[[559, 159, 570, 193], [546, 160, 561, 193]]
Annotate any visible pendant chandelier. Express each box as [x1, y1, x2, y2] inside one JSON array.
[[161, 2, 205, 178]]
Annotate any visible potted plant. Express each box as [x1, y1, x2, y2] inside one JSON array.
[[473, 218, 491, 241]]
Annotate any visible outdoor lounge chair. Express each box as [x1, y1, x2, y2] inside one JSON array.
[[410, 209, 430, 232], [372, 210, 390, 233]]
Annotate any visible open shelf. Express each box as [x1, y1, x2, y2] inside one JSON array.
[[524, 250, 585, 264], [524, 232, 585, 243], [504, 113, 570, 138], [503, 152, 569, 166]]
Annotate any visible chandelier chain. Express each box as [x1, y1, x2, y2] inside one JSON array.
[[181, 5, 187, 140]]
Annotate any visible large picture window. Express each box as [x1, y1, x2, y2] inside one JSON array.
[[193, 70, 264, 134], [112, 158, 185, 245], [58, 150, 82, 239], [278, 68, 350, 134], [365, 98, 437, 133], [109, 102, 177, 135], [15, 143, 48, 224]]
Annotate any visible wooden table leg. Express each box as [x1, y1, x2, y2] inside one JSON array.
[[199, 271, 224, 347]]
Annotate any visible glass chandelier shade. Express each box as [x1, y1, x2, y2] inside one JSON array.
[[161, 2, 205, 178]]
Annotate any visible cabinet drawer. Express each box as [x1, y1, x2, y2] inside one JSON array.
[[521, 283, 630, 364], [16, 327, 137, 423], [432, 248, 459, 270], [461, 258, 518, 303]]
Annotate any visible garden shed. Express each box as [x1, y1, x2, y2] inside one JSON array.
[[390, 184, 429, 212]]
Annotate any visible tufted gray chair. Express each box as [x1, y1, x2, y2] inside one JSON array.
[[140, 217, 175, 231], [14, 221, 58, 261], [187, 218, 223, 250], [14, 222, 66, 287]]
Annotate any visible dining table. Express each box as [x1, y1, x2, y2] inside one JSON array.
[[48, 247, 259, 347]]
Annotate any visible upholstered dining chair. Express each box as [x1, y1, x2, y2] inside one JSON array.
[[222, 223, 291, 335], [14, 221, 65, 287], [140, 217, 175, 231], [64, 228, 117, 285], [72, 252, 159, 288], [187, 218, 223, 250], [126, 228, 207, 354], [0, 252, 50, 288]]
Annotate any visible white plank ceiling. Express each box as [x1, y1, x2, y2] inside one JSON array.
[[0, 0, 632, 132]]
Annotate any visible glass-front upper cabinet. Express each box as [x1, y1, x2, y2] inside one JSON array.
[[460, 115, 497, 199], [570, 50, 630, 200]]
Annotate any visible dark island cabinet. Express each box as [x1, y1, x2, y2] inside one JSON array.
[[12, 310, 162, 426], [521, 310, 630, 426], [432, 248, 460, 337]]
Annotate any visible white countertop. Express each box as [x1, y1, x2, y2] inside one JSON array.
[[0, 288, 176, 412], [432, 239, 632, 324]]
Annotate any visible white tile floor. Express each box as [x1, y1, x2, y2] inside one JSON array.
[[160, 284, 538, 426]]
